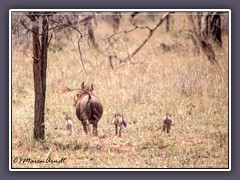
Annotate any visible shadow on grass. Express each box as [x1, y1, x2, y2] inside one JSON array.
[[52, 141, 103, 152]]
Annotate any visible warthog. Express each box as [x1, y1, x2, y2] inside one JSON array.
[[112, 113, 127, 137], [162, 113, 172, 133], [63, 112, 74, 136], [74, 82, 103, 136]]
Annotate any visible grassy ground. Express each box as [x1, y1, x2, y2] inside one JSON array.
[[11, 13, 229, 169]]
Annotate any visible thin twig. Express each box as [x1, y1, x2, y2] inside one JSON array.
[[19, 19, 35, 33], [32, 56, 40, 61], [78, 38, 88, 74]]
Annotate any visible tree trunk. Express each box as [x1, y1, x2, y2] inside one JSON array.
[[188, 14, 217, 65], [210, 13, 222, 47], [166, 15, 170, 32], [29, 14, 48, 141], [200, 12, 209, 39]]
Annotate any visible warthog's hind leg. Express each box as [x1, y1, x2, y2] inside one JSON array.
[[92, 113, 100, 136], [119, 126, 123, 137], [163, 124, 166, 132], [115, 124, 118, 135], [167, 124, 171, 133], [93, 122, 98, 136], [81, 119, 90, 135]]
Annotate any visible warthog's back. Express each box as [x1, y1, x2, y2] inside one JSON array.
[[76, 95, 103, 124]]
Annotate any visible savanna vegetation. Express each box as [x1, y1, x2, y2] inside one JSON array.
[[11, 11, 229, 169]]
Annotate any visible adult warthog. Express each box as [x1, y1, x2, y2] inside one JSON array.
[[74, 82, 103, 136]]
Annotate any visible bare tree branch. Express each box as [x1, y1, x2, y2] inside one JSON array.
[[48, 14, 95, 74], [19, 19, 34, 33], [78, 38, 88, 74], [126, 12, 172, 60], [96, 12, 172, 66]]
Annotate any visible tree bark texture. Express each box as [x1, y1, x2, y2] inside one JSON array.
[[200, 12, 209, 39], [166, 15, 170, 32], [29, 14, 48, 141], [210, 13, 222, 47]]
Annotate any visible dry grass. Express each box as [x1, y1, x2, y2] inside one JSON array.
[[11, 13, 229, 169]]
